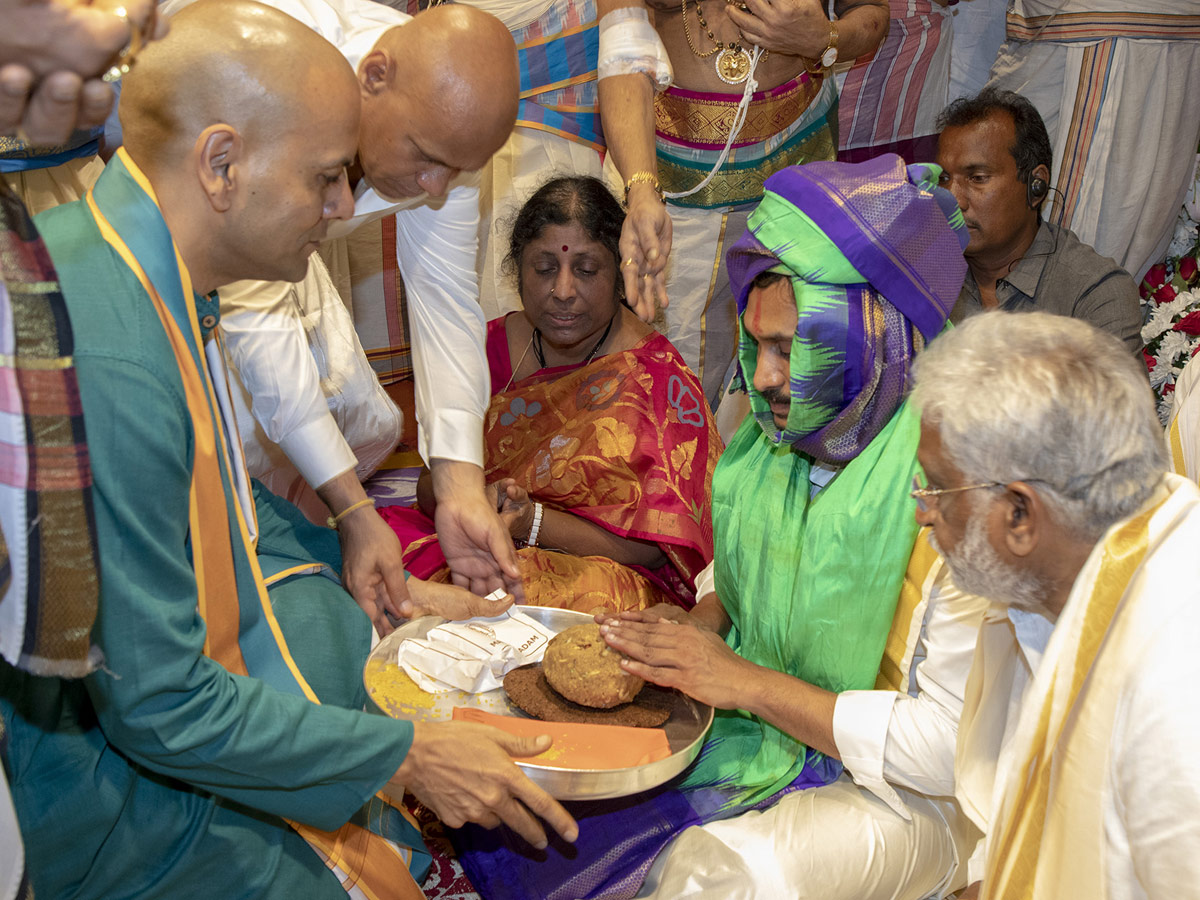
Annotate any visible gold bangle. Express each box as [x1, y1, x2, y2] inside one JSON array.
[[327, 497, 375, 529], [624, 171, 664, 205]]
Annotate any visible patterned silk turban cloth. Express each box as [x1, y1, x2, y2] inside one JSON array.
[[726, 153, 969, 462]]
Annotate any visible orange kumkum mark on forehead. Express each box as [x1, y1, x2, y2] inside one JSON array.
[[746, 290, 765, 335]]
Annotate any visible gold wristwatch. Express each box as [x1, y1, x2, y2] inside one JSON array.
[[819, 19, 839, 69]]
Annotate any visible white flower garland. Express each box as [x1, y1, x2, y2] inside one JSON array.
[[1140, 151, 1200, 424], [1141, 287, 1200, 422]]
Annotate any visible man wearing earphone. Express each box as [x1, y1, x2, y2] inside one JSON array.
[[935, 88, 1141, 352]]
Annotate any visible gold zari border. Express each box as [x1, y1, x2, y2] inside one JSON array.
[[658, 125, 836, 209], [655, 76, 823, 148]]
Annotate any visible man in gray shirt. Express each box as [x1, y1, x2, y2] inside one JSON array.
[[935, 88, 1141, 352]]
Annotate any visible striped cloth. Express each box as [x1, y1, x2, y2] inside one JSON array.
[[655, 75, 837, 210], [1006, 5, 1200, 40], [0, 181, 100, 677], [471, 0, 610, 318], [396, 0, 601, 149], [513, 0, 601, 150], [373, 215, 413, 383], [837, 0, 954, 164]]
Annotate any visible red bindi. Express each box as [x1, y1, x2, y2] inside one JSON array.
[[562, 245, 569, 252]]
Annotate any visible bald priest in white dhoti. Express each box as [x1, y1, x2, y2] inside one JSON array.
[[909, 310, 1200, 900]]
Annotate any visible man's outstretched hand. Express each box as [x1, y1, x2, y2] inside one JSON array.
[[600, 617, 753, 710], [393, 721, 579, 849], [398, 579, 514, 621], [432, 459, 524, 601]]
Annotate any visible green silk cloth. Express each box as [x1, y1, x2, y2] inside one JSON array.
[[688, 401, 922, 803]]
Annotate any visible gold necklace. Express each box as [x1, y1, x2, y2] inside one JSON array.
[[504, 334, 534, 392], [681, 0, 757, 85]]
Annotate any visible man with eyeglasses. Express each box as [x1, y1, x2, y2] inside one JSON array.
[[909, 310, 1200, 900], [460, 156, 983, 900]]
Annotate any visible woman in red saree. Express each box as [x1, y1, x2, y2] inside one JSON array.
[[381, 177, 721, 612]]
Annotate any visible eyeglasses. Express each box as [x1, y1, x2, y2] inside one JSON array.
[[910, 475, 1004, 512]]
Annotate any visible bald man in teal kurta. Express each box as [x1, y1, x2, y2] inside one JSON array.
[[0, 152, 425, 899]]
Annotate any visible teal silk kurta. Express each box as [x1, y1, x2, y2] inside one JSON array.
[[0, 157, 416, 899]]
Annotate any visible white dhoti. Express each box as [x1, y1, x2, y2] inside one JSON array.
[[658, 203, 750, 408], [636, 775, 976, 900]]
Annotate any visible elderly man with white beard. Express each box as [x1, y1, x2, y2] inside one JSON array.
[[909, 310, 1200, 900]]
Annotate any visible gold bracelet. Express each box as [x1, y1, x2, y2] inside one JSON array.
[[624, 171, 664, 205], [327, 497, 375, 529]]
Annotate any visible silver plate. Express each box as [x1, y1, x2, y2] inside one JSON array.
[[364, 606, 713, 800]]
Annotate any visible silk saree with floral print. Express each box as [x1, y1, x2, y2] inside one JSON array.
[[380, 315, 721, 611]]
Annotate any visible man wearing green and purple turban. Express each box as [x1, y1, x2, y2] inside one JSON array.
[[451, 155, 983, 900]]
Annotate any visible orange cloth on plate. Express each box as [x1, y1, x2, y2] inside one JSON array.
[[453, 708, 671, 769]]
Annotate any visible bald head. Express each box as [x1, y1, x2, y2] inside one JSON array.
[[117, 0, 359, 293], [356, 5, 518, 200], [122, 0, 357, 173], [393, 5, 519, 149]]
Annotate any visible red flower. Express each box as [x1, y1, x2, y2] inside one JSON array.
[[1176, 310, 1200, 335], [1144, 348, 1158, 371], [1154, 283, 1178, 304], [1164, 382, 1177, 395], [1180, 255, 1199, 285], [1145, 263, 1170, 289]]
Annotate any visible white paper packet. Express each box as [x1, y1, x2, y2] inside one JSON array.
[[397, 609, 556, 694]]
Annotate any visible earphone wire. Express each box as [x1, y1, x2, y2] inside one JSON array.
[[1007, 181, 1065, 277]]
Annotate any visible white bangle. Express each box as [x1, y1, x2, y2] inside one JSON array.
[[527, 502, 544, 548]]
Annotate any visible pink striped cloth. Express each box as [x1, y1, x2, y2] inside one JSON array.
[[837, 0, 954, 164]]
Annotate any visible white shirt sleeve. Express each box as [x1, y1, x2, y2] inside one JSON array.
[[965, 840, 987, 888], [693, 560, 716, 602], [393, 174, 489, 467], [217, 275, 357, 490], [168, 0, 409, 70], [832, 565, 990, 817]]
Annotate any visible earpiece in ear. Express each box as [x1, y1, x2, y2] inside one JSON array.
[[1027, 177, 1048, 207]]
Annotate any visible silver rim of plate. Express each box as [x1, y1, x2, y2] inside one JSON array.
[[364, 605, 714, 800]]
